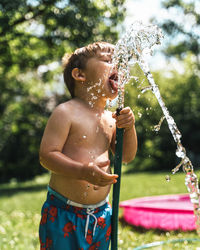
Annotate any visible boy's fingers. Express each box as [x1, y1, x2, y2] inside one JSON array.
[[117, 117, 133, 125], [99, 170, 118, 179], [97, 160, 110, 168], [103, 173, 118, 180], [118, 111, 134, 120], [120, 107, 131, 114], [117, 119, 134, 127], [95, 172, 118, 186], [112, 112, 117, 118], [99, 175, 118, 185], [117, 114, 132, 121]]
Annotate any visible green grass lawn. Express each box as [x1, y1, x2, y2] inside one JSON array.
[[0, 169, 200, 250]]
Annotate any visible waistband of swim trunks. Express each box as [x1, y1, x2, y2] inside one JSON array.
[[47, 185, 109, 209]]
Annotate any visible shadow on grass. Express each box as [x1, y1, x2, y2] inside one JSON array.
[[119, 216, 196, 235], [0, 184, 47, 197]]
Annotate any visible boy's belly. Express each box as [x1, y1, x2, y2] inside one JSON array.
[[49, 173, 111, 205]]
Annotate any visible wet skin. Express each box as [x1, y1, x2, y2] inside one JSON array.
[[49, 100, 116, 204], [39, 52, 137, 204]]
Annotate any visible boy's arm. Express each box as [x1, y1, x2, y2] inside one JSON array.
[[110, 107, 137, 163], [39, 103, 118, 186], [39, 103, 82, 177]]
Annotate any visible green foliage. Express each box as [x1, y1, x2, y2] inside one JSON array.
[[159, 0, 200, 61], [0, 0, 126, 182], [130, 0, 200, 172], [125, 56, 200, 171]]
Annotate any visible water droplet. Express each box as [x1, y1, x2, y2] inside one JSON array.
[[154, 125, 160, 132], [165, 175, 170, 182], [172, 169, 176, 175], [153, 116, 165, 132], [176, 147, 185, 158], [141, 86, 152, 94]]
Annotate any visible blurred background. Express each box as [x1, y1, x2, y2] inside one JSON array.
[[0, 0, 199, 182]]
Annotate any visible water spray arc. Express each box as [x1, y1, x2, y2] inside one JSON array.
[[111, 21, 200, 249]]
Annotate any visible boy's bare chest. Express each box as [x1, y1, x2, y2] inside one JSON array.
[[69, 112, 114, 148]]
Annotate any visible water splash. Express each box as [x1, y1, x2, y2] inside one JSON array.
[[154, 116, 165, 132], [113, 21, 200, 235], [165, 175, 171, 182], [112, 21, 163, 109]]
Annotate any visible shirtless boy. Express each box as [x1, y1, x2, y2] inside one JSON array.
[[39, 42, 137, 250]]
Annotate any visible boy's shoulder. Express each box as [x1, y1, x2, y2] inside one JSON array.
[[51, 98, 85, 120], [50, 99, 77, 120], [53, 99, 78, 113]]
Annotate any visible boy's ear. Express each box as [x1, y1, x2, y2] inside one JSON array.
[[71, 68, 86, 82]]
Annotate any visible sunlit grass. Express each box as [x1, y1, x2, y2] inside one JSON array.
[[0, 174, 49, 250], [0, 169, 200, 249]]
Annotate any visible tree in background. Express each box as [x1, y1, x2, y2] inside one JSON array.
[[125, 57, 200, 172], [160, 0, 200, 64], [0, 0, 126, 182], [124, 0, 200, 172], [157, 0, 200, 169]]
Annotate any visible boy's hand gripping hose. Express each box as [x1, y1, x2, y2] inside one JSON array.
[[111, 108, 124, 250]]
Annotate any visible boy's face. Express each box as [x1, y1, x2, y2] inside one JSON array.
[[83, 50, 118, 100]]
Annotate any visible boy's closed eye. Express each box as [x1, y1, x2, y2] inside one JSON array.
[[99, 55, 112, 64]]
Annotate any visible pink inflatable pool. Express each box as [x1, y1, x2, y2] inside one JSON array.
[[120, 194, 196, 231]]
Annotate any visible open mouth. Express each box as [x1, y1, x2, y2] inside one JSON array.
[[108, 72, 118, 92]]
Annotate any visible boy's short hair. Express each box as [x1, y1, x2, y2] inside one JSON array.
[[62, 42, 114, 98]]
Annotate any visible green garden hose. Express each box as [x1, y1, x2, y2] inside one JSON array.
[[111, 108, 124, 250]]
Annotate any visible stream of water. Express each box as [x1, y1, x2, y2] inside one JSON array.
[[112, 21, 200, 234]]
